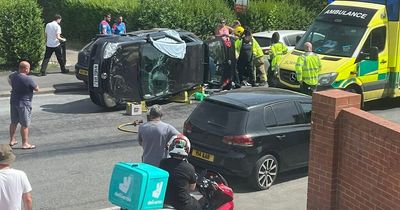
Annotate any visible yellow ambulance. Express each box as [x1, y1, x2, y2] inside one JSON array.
[[277, 0, 400, 102]]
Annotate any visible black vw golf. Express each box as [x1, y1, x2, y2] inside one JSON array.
[[184, 87, 311, 190]]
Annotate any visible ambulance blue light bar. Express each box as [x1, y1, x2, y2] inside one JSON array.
[[328, 0, 400, 21]]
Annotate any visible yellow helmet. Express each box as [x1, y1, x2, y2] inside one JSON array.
[[234, 26, 244, 37]]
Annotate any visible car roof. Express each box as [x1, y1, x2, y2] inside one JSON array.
[[253, 30, 305, 38], [206, 87, 310, 110]]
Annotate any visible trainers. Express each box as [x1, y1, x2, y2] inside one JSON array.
[[259, 81, 269, 87], [61, 69, 70, 74]]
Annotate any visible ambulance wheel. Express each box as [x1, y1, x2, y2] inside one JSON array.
[[344, 86, 364, 108], [250, 154, 278, 190]]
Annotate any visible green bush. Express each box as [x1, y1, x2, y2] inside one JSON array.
[[38, 0, 140, 43], [0, 0, 44, 69], [239, 0, 318, 33], [137, 0, 236, 39]]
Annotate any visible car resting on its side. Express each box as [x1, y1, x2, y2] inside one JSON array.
[[80, 28, 236, 108]]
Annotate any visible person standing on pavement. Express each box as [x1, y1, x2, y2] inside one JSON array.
[[269, 32, 288, 86], [99, 14, 112, 35], [112, 16, 126, 35], [8, 61, 38, 150], [0, 144, 33, 210], [295, 42, 321, 95], [138, 105, 179, 166], [40, 14, 69, 76]]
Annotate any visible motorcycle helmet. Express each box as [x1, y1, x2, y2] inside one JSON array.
[[166, 134, 191, 157]]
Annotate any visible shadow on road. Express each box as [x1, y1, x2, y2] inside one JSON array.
[[364, 97, 400, 111], [225, 167, 308, 193], [40, 98, 119, 114]]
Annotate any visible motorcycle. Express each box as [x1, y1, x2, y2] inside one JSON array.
[[161, 169, 234, 210]]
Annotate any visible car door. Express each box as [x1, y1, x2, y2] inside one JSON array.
[[355, 26, 388, 100], [265, 101, 309, 169]]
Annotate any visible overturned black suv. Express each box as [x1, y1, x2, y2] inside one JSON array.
[[81, 28, 235, 108]]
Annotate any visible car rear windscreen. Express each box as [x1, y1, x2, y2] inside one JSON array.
[[190, 101, 248, 134], [254, 37, 271, 48]]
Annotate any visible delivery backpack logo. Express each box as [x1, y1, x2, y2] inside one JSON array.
[[114, 175, 133, 202], [152, 182, 163, 198], [119, 176, 132, 193], [147, 181, 165, 206]]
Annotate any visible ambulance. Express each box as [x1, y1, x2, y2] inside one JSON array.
[[277, 0, 400, 103]]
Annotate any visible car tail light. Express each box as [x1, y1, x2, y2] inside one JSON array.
[[223, 135, 253, 147], [183, 121, 192, 134]]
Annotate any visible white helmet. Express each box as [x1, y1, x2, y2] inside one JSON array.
[[166, 134, 191, 157]]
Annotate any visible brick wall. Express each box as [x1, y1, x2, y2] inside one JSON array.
[[307, 90, 400, 210]]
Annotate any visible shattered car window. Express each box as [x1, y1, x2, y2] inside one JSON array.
[[140, 44, 179, 100]]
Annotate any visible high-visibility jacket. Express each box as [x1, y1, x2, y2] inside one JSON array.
[[270, 42, 288, 70], [295, 52, 321, 86], [235, 37, 264, 59]]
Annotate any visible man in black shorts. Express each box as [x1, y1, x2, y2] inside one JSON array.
[[159, 134, 203, 210], [8, 61, 39, 149]]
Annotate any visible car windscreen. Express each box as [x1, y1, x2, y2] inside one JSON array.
[[109, 43, 140, 100], [295, 21, 366, 57], [190, 101, 248, 134], [254, 36, 271, 48]]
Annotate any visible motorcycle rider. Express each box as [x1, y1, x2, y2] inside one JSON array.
[[159, 134, 204, 210]]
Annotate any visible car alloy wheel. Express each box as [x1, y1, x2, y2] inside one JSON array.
[[251, 154, 278, 190]]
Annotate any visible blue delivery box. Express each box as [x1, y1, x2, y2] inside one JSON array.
[[108, 162, 169, 210]]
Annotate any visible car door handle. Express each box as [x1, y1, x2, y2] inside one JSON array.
[[276, 135, 286, 140], [380, 60, 387, 64]]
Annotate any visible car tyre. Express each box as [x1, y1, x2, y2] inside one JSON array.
[[250, 154, 278, 190]]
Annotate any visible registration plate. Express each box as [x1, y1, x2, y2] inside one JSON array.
[[78, 69, 88, 76], [93, 64, 98, 87], [191, 149, 214, 162]]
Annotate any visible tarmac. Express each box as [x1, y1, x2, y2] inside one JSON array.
[[0, 49, 86, 98]]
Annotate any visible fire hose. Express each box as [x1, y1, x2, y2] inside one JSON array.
[[117, 119, 143, 133]]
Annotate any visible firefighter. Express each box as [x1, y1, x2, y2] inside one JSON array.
[[269, 32, 288, 86], [295, 42, 321, 95]]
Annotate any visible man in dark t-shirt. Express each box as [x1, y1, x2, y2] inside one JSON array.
[[159, 135, 203, 210], [8, 61, 39, 149]]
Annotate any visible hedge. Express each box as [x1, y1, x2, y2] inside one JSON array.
[[0, 0, 44, 69], [38, 0, 325, 43], [137, 0, 236, 39], [38, 0, 140, 43], [238, 0, 319, 33]]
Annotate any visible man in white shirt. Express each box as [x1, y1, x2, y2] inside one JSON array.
[[0, 144, 32, 210], [40, 14, 69, 76]]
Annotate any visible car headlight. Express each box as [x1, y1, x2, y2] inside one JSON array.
[[318, 72, 338, 86], [103, 42, 118, 59]]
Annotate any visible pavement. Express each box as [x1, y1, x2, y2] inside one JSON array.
[[0, 49, 86, 98]]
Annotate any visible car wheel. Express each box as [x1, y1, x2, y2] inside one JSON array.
[[250, 154, 278, 190]]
